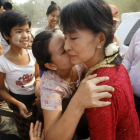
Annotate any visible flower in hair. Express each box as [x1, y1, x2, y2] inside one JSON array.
[[105, 42, 119, 56]]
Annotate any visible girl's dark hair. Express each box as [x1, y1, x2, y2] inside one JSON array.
[[0, 10, 31, 44], [46, 1, 61, 15], [32, 29, 57, 71], [60, 0, 122, 65]]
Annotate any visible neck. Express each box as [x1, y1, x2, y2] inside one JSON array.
[[56, 67, 73, 82], [8, 46, 25, 57], [85, 52, 105, 69], [45, 24, 56, 30]]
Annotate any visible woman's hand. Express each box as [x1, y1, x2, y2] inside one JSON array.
[[29, 121, 44, 140], [74, 74, 114, 111], [17, 102, 32, 118]]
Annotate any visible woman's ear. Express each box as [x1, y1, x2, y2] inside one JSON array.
[[98, 32, 106, 46], [44, 63, 57, 71]]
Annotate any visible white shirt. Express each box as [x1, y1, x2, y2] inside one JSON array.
[[0, 32, 10, 54], [0, 50, 36, 95], [123, 28, 140, 97]]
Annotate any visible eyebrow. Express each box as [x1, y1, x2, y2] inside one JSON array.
[[14, 28, 30, 31], [64, 29, 77, 34]]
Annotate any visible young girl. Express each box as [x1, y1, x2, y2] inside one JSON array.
[[31, 29, 114, 140], [0, 10, 41, 140]]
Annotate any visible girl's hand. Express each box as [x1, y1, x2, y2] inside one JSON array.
[[29, 121, 44, 140], [74, 74, 114, 111], [17, 102, 32, 118]]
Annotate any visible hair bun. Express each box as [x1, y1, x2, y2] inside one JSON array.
[[51, 1, 56, 5]]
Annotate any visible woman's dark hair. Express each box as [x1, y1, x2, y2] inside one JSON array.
[[0, 10, 31, 44], [32, 29, 57, 71], [46, 1, 61, 15], [60, 0, 122, 65]]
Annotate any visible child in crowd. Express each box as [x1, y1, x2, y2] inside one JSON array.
[[0, 10, 41, 140]]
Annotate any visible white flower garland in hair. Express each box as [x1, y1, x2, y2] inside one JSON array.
[[105, 42, 119, 56]]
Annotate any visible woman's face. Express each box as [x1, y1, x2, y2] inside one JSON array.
[[64, 28, 102, 68], [47, 9, 59, 28], [48, 30, 73, 70]]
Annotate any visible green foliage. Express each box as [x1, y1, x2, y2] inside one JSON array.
[[11, 0, 140, 27]]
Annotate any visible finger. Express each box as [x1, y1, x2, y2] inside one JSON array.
[[1, 6, 3, 9], [41, 129, 45, 139], [82, 74, 97, 82], [89, 76, 110, 85], [29, 122, 34, 137], [92, 92, 112, 99], [25, 112, 33, 118], [95, 85, 114, 93], [95, 100, 111, 107], [38, 122, 42, 136], [34, 121, 39, 136]]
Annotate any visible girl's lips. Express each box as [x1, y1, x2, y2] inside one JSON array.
[[69, 54, 76, 58]]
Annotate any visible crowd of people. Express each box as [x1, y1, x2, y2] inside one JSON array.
[[0, 0, 140, 140]]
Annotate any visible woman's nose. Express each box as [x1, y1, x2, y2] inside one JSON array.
[[64, 39, 71, 52]]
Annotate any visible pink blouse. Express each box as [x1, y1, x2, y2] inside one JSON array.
[[40, 64, 85, 110]]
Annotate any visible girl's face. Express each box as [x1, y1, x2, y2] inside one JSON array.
[[47, 9, 59, 28], [48, 30, 73, 70], [27, 34, 34, 50], [7, 23, 31, 49]]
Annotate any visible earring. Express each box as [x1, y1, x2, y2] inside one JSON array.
[[97, 45, 101, 48], [54, 68, 57, 70]]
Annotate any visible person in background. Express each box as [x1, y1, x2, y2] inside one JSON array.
[[35, 1, 60, 35], [0, 10, 41, 140], [36, 1, 61, 77], [27, 33, 34, 50], [123, 28, 140, 121], [109, 4, 120, 46], [60, 0, 140, 139]]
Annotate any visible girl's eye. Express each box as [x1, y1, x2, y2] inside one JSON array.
[[61, 50, 66, 54], [16, 31, 21, 33]]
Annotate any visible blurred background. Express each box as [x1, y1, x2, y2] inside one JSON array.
[[10, 0, 140, 28]]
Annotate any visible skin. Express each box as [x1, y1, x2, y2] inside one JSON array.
[[27, 34, 34, 50], [64, 28, 106, 69], [0, 43, 3, 55], [0, 23, 40, 118], [45, 9, 60, 30], [30, 30, 114, 140]]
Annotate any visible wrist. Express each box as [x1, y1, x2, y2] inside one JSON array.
[[70, 93, 85, 115]]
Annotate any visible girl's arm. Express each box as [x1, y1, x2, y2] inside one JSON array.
[[34, 63, 40, 98], [43, 75, 114, 140], [0, 43, 3, 55], [0, 71, 32, 118]]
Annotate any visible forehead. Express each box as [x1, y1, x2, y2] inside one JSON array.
[[12, 23, 30, 30], [50, 9, 60, 15], [48, 30, 64, 54]]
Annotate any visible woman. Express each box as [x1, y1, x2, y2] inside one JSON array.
[[35, 1, 60, 35], [30, 29, 114, 140], [60, 0, 140, 139]]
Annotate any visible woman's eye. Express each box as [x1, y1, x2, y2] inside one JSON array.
[[71, 37, 77, 40]]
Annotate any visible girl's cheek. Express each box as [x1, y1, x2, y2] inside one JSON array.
[[12, 34, 21, 45]]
